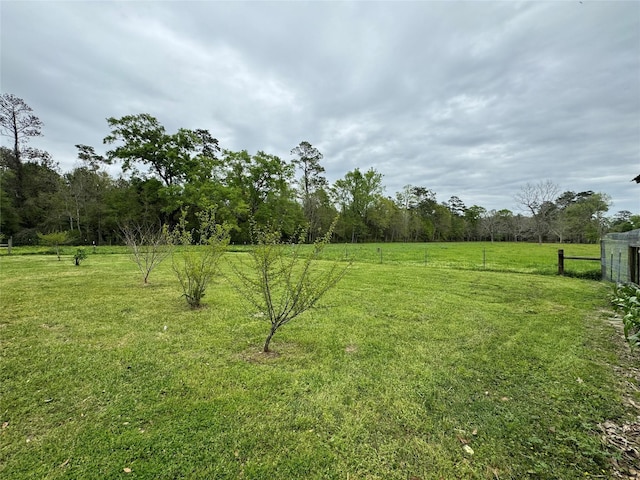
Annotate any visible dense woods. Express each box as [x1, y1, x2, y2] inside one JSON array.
[[1, 94, 637, 246]]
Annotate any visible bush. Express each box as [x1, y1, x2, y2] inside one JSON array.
[[169, 208, 230, 309], [73, 248, 87, 266], [611, 282, 640, 350], [121, 222, 171, 284], [231, 220, 350, 352], [13, 228, 39, 246]]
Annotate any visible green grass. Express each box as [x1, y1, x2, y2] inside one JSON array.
[[0, 245, 632, 479], [328, 242, 601, 275], [3, 241, 601, 277]]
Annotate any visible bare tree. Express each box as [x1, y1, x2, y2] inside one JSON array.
[[121, 222, 172, 284], [481, 210, 499, 242], [231, 220, 350, 353], [515, 180, 560, 244]]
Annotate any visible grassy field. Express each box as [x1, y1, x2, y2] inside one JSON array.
[[0, 243, 635, 479], [3, 241, 602, 276]]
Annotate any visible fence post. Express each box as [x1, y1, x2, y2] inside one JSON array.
[[610, 253, 614, 281], [558, 249, 564, 275], [618, 251, 622, 283]]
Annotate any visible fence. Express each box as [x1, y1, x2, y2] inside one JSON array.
[[557, 249, 600, 276], [0, 236, 12, 255], [601, 230, 640, 284]]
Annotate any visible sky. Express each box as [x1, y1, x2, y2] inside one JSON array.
[[1, 0, 639, 215]]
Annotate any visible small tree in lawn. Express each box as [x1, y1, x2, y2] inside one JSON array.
[[121, 222, 172, 284], [73, 248, 87, 266], [169, 208, 230, 309], [232, 219, 350, 353], [37, 231, 68, 260]]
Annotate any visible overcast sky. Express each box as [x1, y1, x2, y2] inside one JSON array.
[[1, 1, 639, 214]]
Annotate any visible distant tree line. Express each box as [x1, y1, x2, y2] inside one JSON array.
[[1, 93, 637, 246]]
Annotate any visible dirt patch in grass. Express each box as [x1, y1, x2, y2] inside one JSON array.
[[345, 344, 358, 354], [243, 349, 281, 363], [600, 317, 640, 479], [235, 342, 303, 363]]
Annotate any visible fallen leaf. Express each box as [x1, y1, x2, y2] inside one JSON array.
[[472, 429, 478, 436], [627, 398, 640, 410], [457, 435, 469, 444], [500, 397, 509, 402], [463, 445, 474, 455], [123, 467, 132, 473]]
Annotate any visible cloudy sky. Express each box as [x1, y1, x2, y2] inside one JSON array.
[[1, 1, 639, 214]]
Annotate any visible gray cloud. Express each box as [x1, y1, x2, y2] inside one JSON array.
[[1, 0, 638, 214]]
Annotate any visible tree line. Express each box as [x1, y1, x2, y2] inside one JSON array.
[[1, 93, 637, 246]]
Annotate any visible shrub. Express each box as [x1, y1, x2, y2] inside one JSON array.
[[73, 248, 87, 266], [169, 208, 230, 309], [231, 220, 350, 353], [611, 282, 640, 350], [121, 222, 171, 284], [13, 228, 39, 246]]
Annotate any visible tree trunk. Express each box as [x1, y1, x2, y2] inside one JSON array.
[[263, 326, 277, 353]]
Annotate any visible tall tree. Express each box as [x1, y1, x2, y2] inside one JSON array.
[[394, 185, 419, 241], [0, 155, 19, 236], [332, 168, 384, 242], [563, 192, 611, 243], [495, 209, 516, 241], [368, 196, 398, 241], [515, 180, 560, 244], [97, 114, 224, 224], [291, 141, 327, 241], [20, 155, 62, 233], [224, 150, 302, 241], [0, 93, 43, 166], [609, 211, 640, 232], [446, 196, 466, 240], [102, 114, 220, 188], [481, 209, 500, 242], [61, 164, 113, 243], [0, 94, 44, 207], [464, 205, 486, 241]]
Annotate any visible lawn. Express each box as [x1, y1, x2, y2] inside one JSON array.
[[0, 243, 634, 479], [4, 240, 602, 276]]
